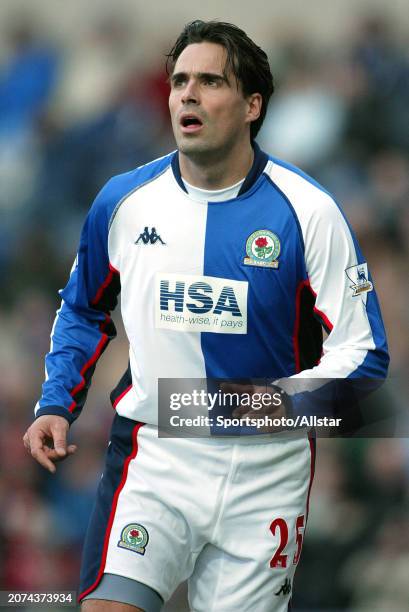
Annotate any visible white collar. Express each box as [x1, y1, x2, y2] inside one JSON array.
[[182, 177, 245, 202]]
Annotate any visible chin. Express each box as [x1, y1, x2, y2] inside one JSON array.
[[177, 139, 213, 157]]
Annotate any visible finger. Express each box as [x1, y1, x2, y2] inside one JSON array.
[[232, 401, 271, 418], [31, 443, 77, 472], [23, 433, 31, 451], [232, 405, 252, 417], [242, 410, 264, 419], [30, 441, 57, 474], [29, 426, 56, 470], [50, 423, 69, 457], [43, 444, 77, 462]]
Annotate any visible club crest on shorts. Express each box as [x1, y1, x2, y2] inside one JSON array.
[[243, 230, 280, 268], [345, 263, 373, 296], [118, 523, 149, 555]]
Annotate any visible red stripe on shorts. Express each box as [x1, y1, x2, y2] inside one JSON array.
[[306, 435, 316, 520], [78, 421, 144, 601]]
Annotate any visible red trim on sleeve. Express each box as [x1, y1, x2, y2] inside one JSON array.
[[91, 263, 119, 306], [78, 422, 144, 602], [293, 279, 334, 373], [99, 313, 112, 333], [313, 306, 334, 333], [293, 280, 310, 374], [113, 384, 133, 410], [307, 283, 334, 332], [68, 333, 109, 413]]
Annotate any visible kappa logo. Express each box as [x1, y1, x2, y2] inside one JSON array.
[[275, 578, 292, 596], [135, 227, 165, 245]]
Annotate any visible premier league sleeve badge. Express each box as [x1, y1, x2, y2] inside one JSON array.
[[345, 263, 373, 296]]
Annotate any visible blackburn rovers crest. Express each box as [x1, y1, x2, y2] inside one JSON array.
[[118, 523, 149, 555], [244, 230, 281, 268]]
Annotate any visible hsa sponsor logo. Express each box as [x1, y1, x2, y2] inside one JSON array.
[[155, 273, 248, 334]]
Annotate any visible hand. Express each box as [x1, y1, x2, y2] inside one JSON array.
[[23, 415, 77, 473], [219, 381, 287, 433]]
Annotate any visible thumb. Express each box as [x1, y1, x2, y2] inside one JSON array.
[[51, 423, 68, 457]]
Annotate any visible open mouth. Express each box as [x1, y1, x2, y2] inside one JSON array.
[[180, 114, 203, 131]]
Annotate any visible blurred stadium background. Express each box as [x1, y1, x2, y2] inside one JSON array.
[[0, 1, 408, 610]]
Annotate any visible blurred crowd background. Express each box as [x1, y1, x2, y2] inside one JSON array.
[[0, 1, 408, 610]]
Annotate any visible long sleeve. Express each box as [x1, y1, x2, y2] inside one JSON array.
[[296, 187, 389, 380], [268, 160, 389, 423], [34, 153, 175, 426], [35, 182, 121, 424]]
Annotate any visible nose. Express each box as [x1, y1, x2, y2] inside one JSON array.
[[181, 78, 199, 105]]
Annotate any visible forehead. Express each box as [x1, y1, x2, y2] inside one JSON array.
[[173, 41, 229, 76]]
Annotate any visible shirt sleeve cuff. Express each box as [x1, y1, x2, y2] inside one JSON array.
[[35, 406, 76, 425]]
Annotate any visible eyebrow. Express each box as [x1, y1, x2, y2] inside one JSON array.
[[170, 71, 230, 85]]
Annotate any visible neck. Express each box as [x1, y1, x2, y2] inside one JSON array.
[[178, 140, 254, 190]]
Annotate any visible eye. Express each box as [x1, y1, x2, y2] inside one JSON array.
[[171, 76, 186, 88], [203, 77, 217, 86]]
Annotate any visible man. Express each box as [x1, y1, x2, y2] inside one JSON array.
[[24, 20, 389, 612]]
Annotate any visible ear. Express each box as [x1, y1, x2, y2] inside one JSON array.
[[245, 92, 262, 125]]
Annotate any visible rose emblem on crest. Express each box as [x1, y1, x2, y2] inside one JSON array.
[[254, 236, 273, 259], [118, 523, 149, 555], [244, 230, 281, 268]]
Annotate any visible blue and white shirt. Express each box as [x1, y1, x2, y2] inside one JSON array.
[[35, 144, 389, 425]]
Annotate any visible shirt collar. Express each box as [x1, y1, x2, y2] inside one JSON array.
[[171, 141, 268, 197]]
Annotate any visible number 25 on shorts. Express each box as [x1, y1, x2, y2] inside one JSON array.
[[269, 515, 305, 568]]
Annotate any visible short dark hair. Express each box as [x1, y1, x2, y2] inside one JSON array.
[[166, 20, 274, 139]]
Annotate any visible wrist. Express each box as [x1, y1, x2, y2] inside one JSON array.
[[268, 383, 294, 418]]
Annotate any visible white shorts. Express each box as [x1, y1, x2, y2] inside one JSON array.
[[79, 414, 315, 611]]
